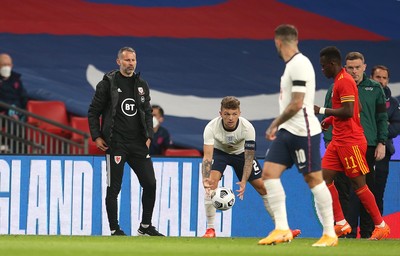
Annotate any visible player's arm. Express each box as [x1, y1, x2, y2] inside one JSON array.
[[202, 144, 214, 189], [266, 92, 304, 140], [241, 141, 256, 184], [316, 100, 354, 119], [236, 142, 255, 200]]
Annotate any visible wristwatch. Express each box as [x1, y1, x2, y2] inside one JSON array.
[[379, 141, 386, 145]]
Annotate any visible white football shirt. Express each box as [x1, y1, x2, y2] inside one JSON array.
[[278, 53, 321, 136], [203, 116, 255, 155]]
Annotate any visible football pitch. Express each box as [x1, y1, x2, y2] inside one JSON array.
[[1, 236, 399, 256]]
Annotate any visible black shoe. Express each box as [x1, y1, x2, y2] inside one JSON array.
[[137, 224, 165, 236], [111, 229, 127, 236]]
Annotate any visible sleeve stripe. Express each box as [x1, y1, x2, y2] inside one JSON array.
[[340, 95, 355, 103], [292, 80, 306, 86]]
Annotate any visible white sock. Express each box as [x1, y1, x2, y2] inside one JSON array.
[[264, 179, 289, 230], [311, 181, 336, 237], [262, 194, 275, 223], [205, 191, 216, 229], [377, 221, 386, 228]]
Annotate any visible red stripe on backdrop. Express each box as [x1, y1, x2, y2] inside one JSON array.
[[0, 0, 387, 40]]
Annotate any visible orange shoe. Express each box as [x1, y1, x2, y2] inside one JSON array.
[[334, 221, 351, 237], [202, 228, 216, 238], [312, 234, 338, 247], [291, 229, 301, 238], [369, 224, 390, 240], [258, 229, 293, 245]]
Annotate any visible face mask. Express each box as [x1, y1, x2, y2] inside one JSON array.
[[0, 66, 12, 78], [153, 116, 159, 128]]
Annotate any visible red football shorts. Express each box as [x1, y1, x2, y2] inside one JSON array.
[[322, 142, 369, 178]]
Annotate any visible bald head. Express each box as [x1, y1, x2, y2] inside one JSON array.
[[0, 54, 13, 67]]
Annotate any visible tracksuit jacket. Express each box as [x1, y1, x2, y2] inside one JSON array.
[[87, 70, 154, 145]]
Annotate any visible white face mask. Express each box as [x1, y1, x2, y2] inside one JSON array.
[[153, 116, 159, 128], [0, 66, 12, 78]]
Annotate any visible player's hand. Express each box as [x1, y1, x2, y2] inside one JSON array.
[[236, 181, 246, 200], [321, 120, 330, 131], [321, 116, 333, 131], [314, 105, 320, 115], [265, 125, 277, 141]]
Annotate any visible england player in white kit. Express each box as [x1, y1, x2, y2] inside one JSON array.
[[258, 24, 337, 247], [201, 96, 301, 239]]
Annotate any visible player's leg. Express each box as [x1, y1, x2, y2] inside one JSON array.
[[202, 150, 226, 238], [258, 161, 292, 245], [341, 144, 390, 240], [302, 171, 337, 247], [258, 130, 293, 245], [349, 175, 390, 240], [203, 170, 222, 237], [322, 143, 352, 238], [358, 146, 376, 238], [333, 171, 353, 237], [294, 133, 336, 247]]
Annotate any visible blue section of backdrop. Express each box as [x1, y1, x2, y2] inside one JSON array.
[[1, 34, 400, 158]]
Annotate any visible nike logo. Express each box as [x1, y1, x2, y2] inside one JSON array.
[[254, 170, 261, 176], [299, 165, 306, 169]]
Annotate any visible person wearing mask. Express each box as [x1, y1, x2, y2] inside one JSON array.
[[0, 53, 28, 120], [150, 104, 172, 155]]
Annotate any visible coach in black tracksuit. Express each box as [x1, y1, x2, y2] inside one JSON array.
[[88, 47, 163, 236]]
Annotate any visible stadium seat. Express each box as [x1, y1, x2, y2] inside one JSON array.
[[70, 116, 103, 155], [164, 148, 202, 157], [26, 100, 71, 138]]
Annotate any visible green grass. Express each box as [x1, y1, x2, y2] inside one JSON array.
[[0, 236, 399, 256]]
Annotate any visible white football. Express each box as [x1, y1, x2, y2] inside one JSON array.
[[211, 187, 235, 211]]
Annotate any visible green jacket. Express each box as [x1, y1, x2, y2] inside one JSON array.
[[322, 73, 388, 146]]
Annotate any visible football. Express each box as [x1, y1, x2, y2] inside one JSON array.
[[211, 187, 235, 211]]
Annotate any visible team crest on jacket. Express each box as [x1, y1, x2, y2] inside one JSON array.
[[114, 156, 122, 164], [138, 87, 145, 95]]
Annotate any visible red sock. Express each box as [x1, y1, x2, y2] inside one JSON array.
[[327, 182, 345, 222], [355, 185, 383, 225]]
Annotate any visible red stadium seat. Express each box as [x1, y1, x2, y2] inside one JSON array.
[[26, 100, 72, 154], [164, 148, 202, 157], [70, 116, 104, 155], [26, 100, 71, 138]]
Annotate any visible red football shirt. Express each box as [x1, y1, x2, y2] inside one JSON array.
[[331, 68, 366, 145]]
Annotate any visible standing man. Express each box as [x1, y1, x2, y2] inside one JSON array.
[[258, 24, 336, 247], [315, 46, 390, 241], [334, 52, 388, 238], [201, 96, 301, 238], [88, 47, 164, 236], [371, 65, 400, 214]]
